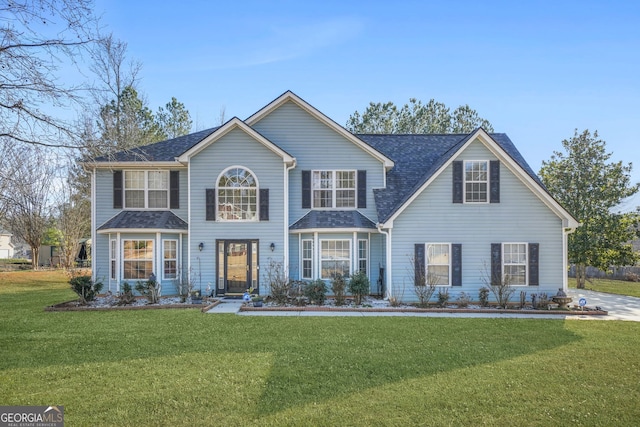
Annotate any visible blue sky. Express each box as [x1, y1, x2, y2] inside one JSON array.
[[94, 0, 640, 209]]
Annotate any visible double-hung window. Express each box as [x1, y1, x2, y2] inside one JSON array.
[[426, 243, 450, 286], [124, 171, 169, 208], [110, 239, 116, 280], [163, 240, 178, 280], [312, 171, 356, 208], [320, 240, 351, 279], [503, 243, 527, 285], [358, 239, 368, 274], [464, 161, 488, 203], [123, 240, 154, 280]]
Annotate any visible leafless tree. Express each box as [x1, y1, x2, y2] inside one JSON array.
[[0, 143, 56, 268], [54, 171, 90, 269], [0, 0, 100, 149]]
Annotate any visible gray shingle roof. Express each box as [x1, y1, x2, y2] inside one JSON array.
[[98, 211, 188, 231], [290, 211, 377, 230], [94, 127, 219, 162], [358, 131, 545, 224]]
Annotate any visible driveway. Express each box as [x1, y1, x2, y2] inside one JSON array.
[[567, 289, 640, 322]]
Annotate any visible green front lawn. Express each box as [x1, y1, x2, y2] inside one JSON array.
[[568, 277, 640, 298], [1, 271, 639, 426]]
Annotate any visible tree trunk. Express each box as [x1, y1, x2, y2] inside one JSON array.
[[31, 246, 40, 271], [576, 263, 586, 289]]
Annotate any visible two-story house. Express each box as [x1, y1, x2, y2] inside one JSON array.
[[89, 91, 579, 301]]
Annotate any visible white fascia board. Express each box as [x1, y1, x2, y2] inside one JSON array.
[[245, 91, 395, 170], [177, 117, 295, 164], [289, 228, 379, 234], [380, 128, 579, 229], [97, 228, 189, 235]]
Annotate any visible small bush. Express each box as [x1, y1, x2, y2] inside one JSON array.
[[624, 272, 639, 282], [264, 260, 292, 305], [519, 291, 527, 309], [135, 277, 160, 304], [290, 280, 306, 307], [531, 292, 550, 309], [69, 275, 103, 305], [117, 282, 136, 306], [304, 279, 328, 305], [478, 287, 490, 307], [331, 274, 347, 306], [456, 291, 471, 308], [437, 287, 450, 307], [388, 296, 402, 307], [348, 270, 370, 305]]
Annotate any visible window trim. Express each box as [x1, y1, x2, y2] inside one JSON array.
[[463, 160, 489, 204], [426, 242, 451, 287], [110, 239, 117, 280], [301, 239, 313, 280], [311, 170, 357, 209], [215, 166, 259, 222], [123, 170, 170, 210], [162, 239, 178, 281], [502, 242, 528, 286], [358, 239, 368, 276], [122, 239, 155, 281], [320, 239, 352, 280]]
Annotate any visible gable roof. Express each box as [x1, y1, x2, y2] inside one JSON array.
[[177, 117, 295, 164], [360, 129, 579, 228], [93, 127, 219, 164], [246, 90, 394, 170]]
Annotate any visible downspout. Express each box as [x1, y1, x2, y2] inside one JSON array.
[[377, 224, 392, 299], [90, 167, 96, 285], [284, 159, 297, 274]]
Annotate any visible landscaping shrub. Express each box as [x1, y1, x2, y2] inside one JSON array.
[[437, 287, 450, 307], [290, 280, 306, 306], [69, 274, 103, 305], [531, 292, 550, 309], [519, 291, 527, 309], [135, 277, 160, 304], [348, 270, 370, 305], [304, 279, 328, 305], [624, 272, 639, 282], [331, 274, 347, 306], [264, 259, 292, 305], [478, 287, 490, 307], [456, 291, 471, 308], [117, 282, 136, 305]]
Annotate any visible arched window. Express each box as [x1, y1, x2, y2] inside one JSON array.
[[217, 167, 257, 221]]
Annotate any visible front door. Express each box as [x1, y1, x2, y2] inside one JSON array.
[[217, 240, 259, 295]]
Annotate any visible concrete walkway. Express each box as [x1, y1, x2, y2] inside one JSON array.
[[206, 291, 640, 321]]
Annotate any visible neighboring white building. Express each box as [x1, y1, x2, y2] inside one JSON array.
[[0, 230, 15, 259]]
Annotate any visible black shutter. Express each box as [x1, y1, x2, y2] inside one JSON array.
[[414, 244, 425, 286], [206, 189, 216, 221], [170, 171, 180, 209], [491, 243, 502, 285], [113, 170, 123, 209], [453, 161, 463, 203], [529, 243, 539, 286], [357, 170, 367, 208], [490, 160, 500, 203], [452, 244, 462, 286], [302, 170, 311, 209], [259, 189, 269, 221]]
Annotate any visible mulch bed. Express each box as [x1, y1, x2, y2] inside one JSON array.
[[240, 305, 608, 315], [45, 299, 221, 313]]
